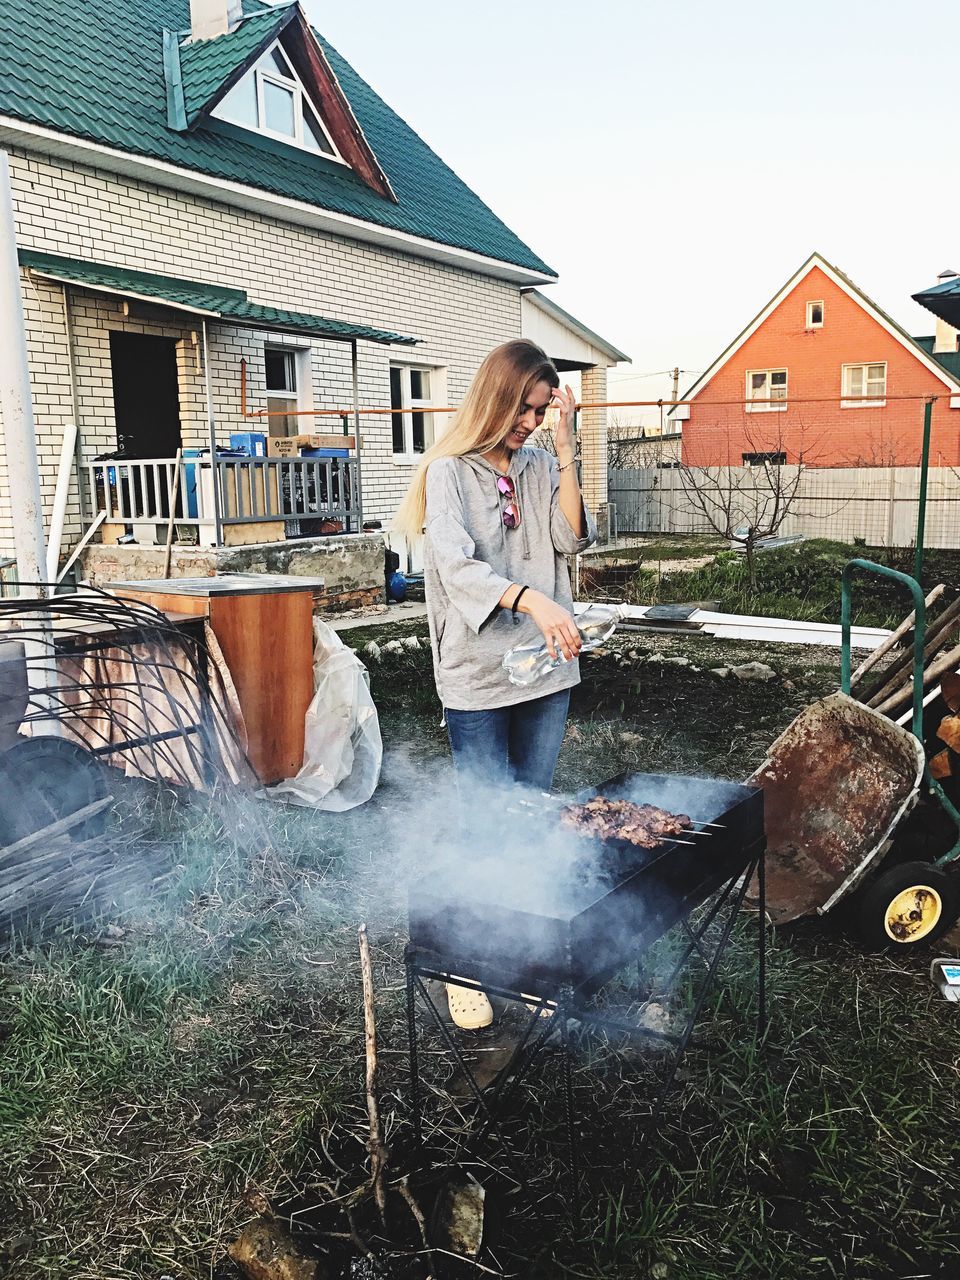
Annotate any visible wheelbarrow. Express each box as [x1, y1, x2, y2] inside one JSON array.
[[751, 559, 960, 949]]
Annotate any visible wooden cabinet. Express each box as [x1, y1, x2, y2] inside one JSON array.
[[109, 575, 323, 785]]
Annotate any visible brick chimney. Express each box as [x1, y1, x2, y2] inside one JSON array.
[[189, 0, 244, 41]]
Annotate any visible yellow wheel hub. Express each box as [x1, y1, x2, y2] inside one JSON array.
[[884, 885, 943, 943]]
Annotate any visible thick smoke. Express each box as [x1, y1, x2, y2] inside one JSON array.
[[379, 749, 755, 994]]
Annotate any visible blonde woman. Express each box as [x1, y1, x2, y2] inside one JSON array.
[[395, 339, 597, 1027]]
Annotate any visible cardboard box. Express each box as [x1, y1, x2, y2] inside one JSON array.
[[267, 434, 356, 456], [267, 436, 299, 457], [298, 433, 356, 450]]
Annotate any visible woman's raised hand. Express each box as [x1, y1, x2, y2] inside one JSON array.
[[552, 384, 578, 461], [521, 589, 582, 662]]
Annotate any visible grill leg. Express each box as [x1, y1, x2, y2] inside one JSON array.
[[757, 846, 767, 1040], [474, 1003, 560, 1146], [558, 988, 581, 1230], [648, 863, 754, 1125], [405, 951, 422, 1147]]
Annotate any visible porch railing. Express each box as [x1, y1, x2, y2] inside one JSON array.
[[87, 454, 360, 542]]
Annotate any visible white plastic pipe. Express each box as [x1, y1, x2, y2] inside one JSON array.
[[0, 150, 46, 594], [46, 420, 77, 582]]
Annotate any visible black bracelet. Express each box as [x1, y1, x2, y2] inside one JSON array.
[[511, 585, 529, 618]]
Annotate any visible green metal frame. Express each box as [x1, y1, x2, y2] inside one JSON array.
[[841, 558, 960, 863], [914, 400, 934, 585]]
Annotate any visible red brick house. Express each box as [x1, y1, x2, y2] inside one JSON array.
[[673, 253, 960, 468]]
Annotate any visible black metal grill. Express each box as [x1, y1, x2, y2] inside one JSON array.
[[404, 771, 767, 1226], [409, 771, 764, 996]]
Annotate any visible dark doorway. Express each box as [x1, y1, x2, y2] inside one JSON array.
[[109, 332, 182, 458]]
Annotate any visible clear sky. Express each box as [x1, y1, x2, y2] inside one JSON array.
[[303, 0, 960, 410]]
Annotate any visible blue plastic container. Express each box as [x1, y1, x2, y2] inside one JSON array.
[[229, 431, 267, 457], [182, 447, 204, 518], [301, 446, 350, 459], [182, 447, 246, 516], [387, 570, 408, 603]]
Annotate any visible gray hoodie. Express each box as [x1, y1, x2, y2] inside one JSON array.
[[423, 447, 597, 711]]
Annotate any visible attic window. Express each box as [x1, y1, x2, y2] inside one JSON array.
[[214, 42, 344, 161], [806, 301, 824, 329]]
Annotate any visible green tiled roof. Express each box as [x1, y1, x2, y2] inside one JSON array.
[[175, 6, 291, 127], [0, 0, 554, 277], [913, 278, 960, 332], [20, 249, 419, 345], [914, 334, 960, 382]]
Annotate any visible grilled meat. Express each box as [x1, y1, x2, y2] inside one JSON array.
[[560, 797, 693, 848]]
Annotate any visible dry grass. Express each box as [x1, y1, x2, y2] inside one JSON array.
[[2, 632, 959, 1278]]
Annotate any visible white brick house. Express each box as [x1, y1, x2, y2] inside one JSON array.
[[0, 0, 624, 583]]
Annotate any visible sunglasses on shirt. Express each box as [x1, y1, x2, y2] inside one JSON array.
[[496, 474, 521, 529]]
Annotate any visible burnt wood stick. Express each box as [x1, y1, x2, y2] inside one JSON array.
[[850, 583, 945, 687], [875, 642, 960, 718], [357, 924, 387, 1224], [0, 798, 113, 862], [865, 598, 960, 708]]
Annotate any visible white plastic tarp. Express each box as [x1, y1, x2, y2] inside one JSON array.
[[270, 618, 382, 810]]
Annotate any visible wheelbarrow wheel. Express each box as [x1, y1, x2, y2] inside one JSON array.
[[0, 737, 110, 845], [855, 861, 959, 950]]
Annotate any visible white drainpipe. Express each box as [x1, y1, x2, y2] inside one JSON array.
[[0, 151, 46, 594]]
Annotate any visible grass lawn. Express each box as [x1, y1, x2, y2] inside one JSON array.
[[585, 537, 960, 632], [3, 621, 960, 1279]]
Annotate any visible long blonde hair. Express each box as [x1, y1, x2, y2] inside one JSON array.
[[393, 339, 559, 539]]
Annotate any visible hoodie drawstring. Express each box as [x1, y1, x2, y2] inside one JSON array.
[[518, 468, 532, 561]]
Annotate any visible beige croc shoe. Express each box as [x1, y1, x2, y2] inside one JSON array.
[[445, 980, 494, 1030]]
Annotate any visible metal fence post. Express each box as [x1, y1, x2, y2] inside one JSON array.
[[914, 398, 933, 584]]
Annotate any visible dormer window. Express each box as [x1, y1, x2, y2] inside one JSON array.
[[214, 43, 344, 161]]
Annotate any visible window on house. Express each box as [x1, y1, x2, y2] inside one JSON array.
[[742, 451, 787, 466], [265, 347, 299, 437], [746, 368, 788, 411], [806, 301, 824, 329], [842, 362, 887, 408], [214, 43, 343, 160], [391, 365, 436, 457]]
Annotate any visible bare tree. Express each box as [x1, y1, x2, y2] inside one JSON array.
[[677, 424, 815, 593], [607, 413, 680, 469]]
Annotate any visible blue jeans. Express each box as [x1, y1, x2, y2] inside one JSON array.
[[444, 689, 571, 792]]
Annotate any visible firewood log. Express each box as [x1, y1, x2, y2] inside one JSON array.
[[941, 671, 960, 714], [929, 749, 953, 780], [850, 583, 945, 687], [865, 597, 960, 708], [937, 716, 960, 754], [874, 642, 960, 718]]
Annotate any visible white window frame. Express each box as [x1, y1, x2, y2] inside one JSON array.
[[745, 368, 788, 412], [806, 300, 824, 329], [390, 364, 443, 462], [265, 344, 313, 436], [215, 42, 346, 164], [742, 451, 787, 467], [841, 361, 887, 409]]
